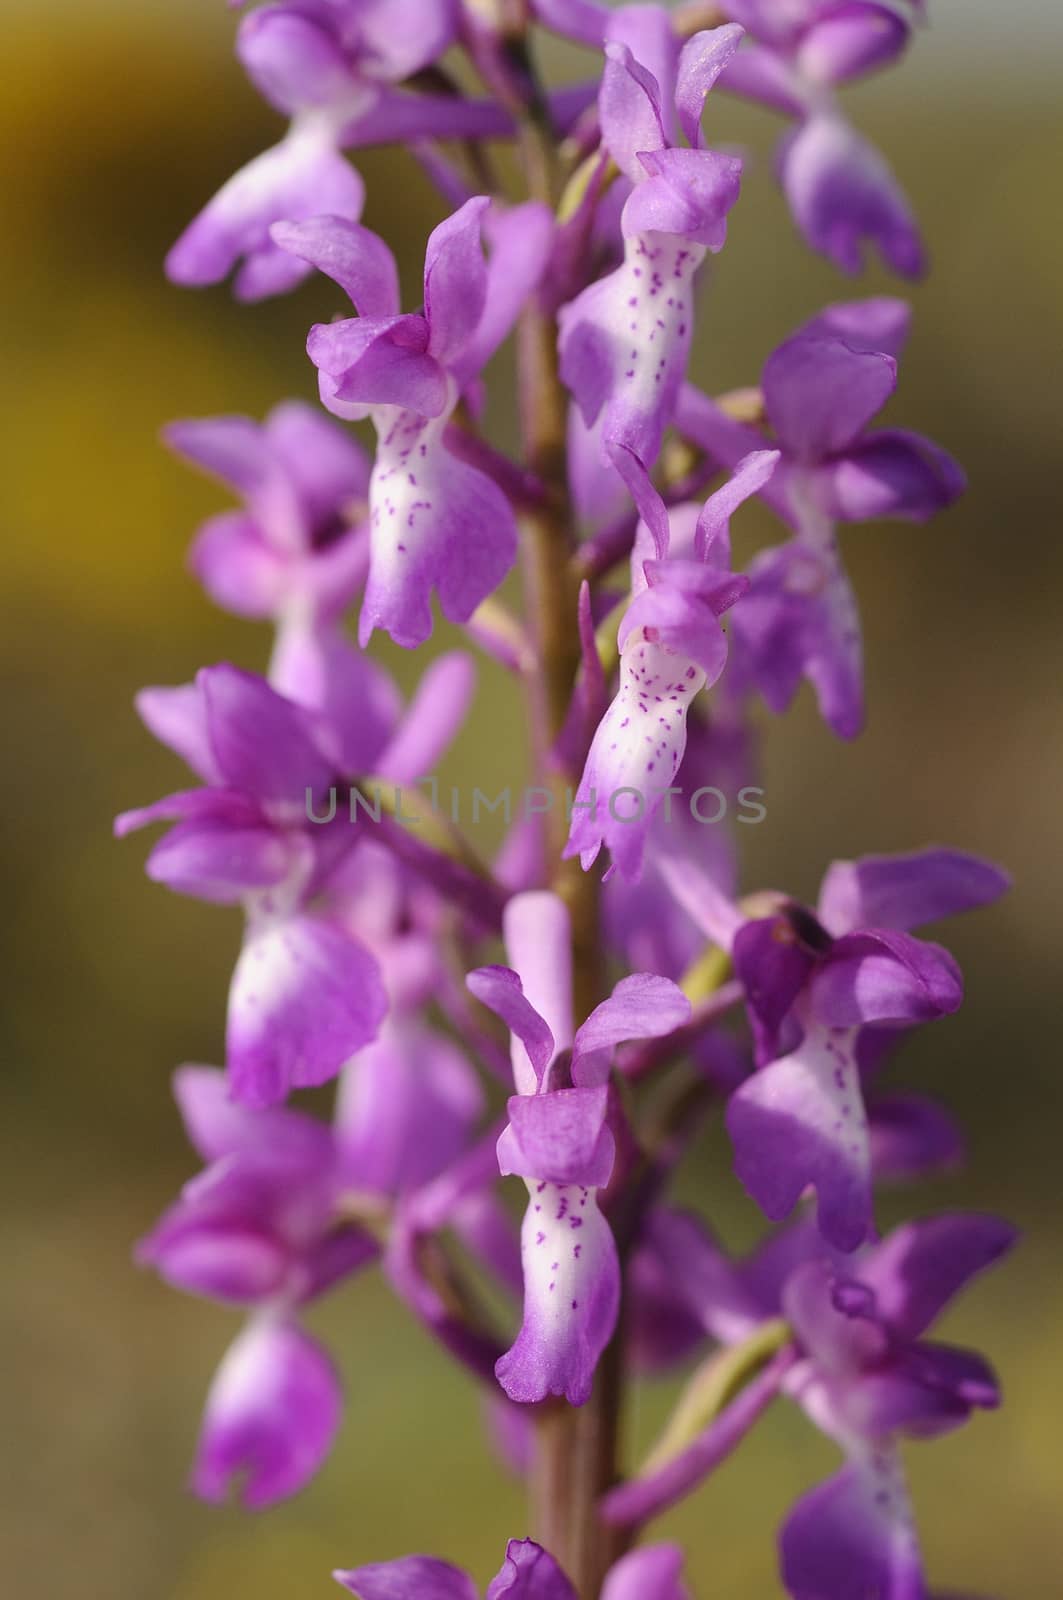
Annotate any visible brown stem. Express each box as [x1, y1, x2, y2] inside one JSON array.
[[510, 33, 618, 1600]]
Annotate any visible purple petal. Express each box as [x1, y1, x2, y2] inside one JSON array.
[[811, 930, 963, 1026], [227, 915, 386, 1107], [270, 623, 401, 773], [167, 132, 365, 301], [499, 1087, 615, 1188], [817, 848, 1010, 937], [638, 1206, 765, 1344], [780, 113, 925, 279], [199, 664, 333, 805], [857, 1213, 1017, 1341], [797, 4, 910, 87], [694, 448, 780, 559], [423, 196, 490, 366], [163, 414, 279, 501], [496, 1184, 620, 1405], [782, 1260, 888, 1376], [459, 201, 555, 381], [565, 638, 709, 882], [763, 333, 896, 463], [572, 974, 691, 1086], [310, 316, 448, 417], [189, 513, 290, 618], [599, 41, 667, 184], [344, 0, 459, 82], [264, 399, 371, 528], [334, 1020, 484, 1195], [192, 1318, 341, 1508], [359, 428, 516, 649], [732, 913, 820, 1063], [237, 7, 355, 116], [726, 1023, 873, 1252], [271, 214, 399, 316], [868, 1094, 964, 1180], [623, 148, 744, 250], [466, 965, 556, 1093], [794, 295, 911, 357], [134, 681, 218, 783], [781, 1452, 926, 1600], [486, 1539, 577, 1600], [173, 1063, 332, 1164], [374, 651, 476, 784], [675, 23, 746, 149], [818, 427, 967, 522], [335, 1557, 477, 1600], [143, 815, 297, 903]]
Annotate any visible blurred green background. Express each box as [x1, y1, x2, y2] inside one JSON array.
[[2, 2, 1060, 1595]]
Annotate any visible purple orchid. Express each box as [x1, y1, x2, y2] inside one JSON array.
[[138, 1065, 374, 1505], [565, 449, 776, 881], [558, 14, 745, 522], [274, 197, 554, 646], [131, 9, 1018, 1595], [164, 400, 369, 630], [116, 648, 476, 1104], [336, 1535, 691, 1599], [717, 0, 925, 275], [467, 891, 690, 1403], [661, 846, 1008, 1250], [610, 1208, 1015, 1600], [678, 297, 965, 736], [167, 0, 517, 299]]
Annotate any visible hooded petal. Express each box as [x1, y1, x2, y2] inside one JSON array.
[[796, 4, 910, 87], [781, 1450, 926, 1600], [496, 1184, 620, 1405], [498, 1087, 615, 1188], [780, 113, 924, 279], [623, 148, 744, 250], [237, 6, 356, 115], [811, 930, 963, 1026], [763, 334, 896, 464], [310, 316, 448, 417], [192, 1318, 342, 1507], [486, 1540, 577, 1600], [817, 848, 1010, 937], [726, 1021, 873, 1252], [335, 1557, 476, 1600], [168, 131, 365, 301], [227, 914, 386, 1107]]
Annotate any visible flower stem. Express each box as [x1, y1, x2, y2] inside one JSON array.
[[513, 36, 618, 1598]]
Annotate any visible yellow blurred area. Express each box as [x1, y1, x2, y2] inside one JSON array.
[[1, 5, 1060, 1597]]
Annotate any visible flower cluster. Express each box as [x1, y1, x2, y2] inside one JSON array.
[[122, 3, 1012, 1597]]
